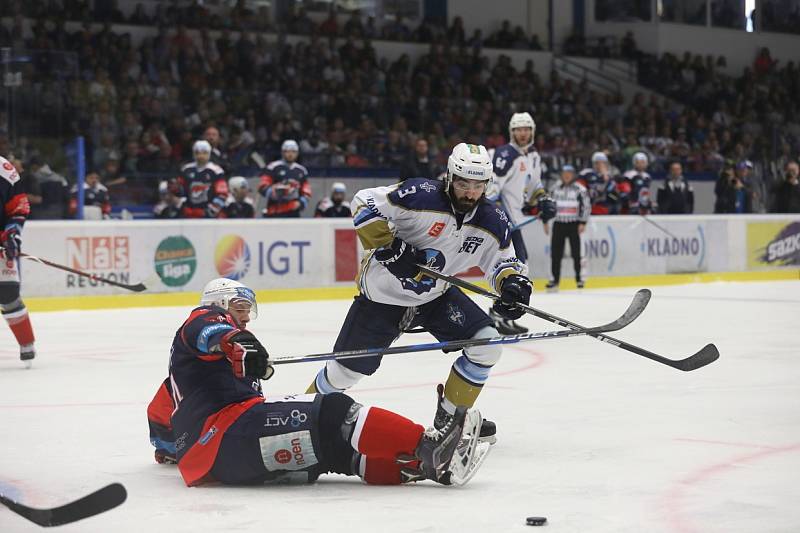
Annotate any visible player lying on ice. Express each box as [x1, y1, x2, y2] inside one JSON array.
[[306, 143, 533, 446], [147, 278, 489, 487]]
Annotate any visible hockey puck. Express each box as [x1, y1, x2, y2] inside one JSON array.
[[526, 516, 547, 526]]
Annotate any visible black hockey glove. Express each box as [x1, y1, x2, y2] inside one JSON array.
[[374, 238, 426, 279], [0, 225, 22, 260], [492, 274, 532, 321], [537, 196, 557, 223], [220, 330, 275, 380]]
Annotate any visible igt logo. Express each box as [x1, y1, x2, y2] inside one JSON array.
[[67, 236, 130, 270]]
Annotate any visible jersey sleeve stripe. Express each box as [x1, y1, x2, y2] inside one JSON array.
[[196, 323, 235, 353]]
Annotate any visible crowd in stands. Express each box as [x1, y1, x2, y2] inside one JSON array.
[[0, 4, 798, 218]]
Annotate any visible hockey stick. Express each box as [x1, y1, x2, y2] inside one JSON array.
[[273, 291, 645, 365], [416, 265, 719, 372], [0, 482, 127, 527], [640, 215, 680, 240], [511, 215, 538, 232], [6, 250, 147, 292]]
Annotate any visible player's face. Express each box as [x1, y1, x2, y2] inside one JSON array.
[[450, 177, 486, 213], [233, 187, 249, 201], [594, 160, 608, 174], [194, 150, 210, 165], [228, 300, 252, 328], [512, 127, 532, 146], [283, 149, 298, 163], [562, 170, 575, 184], [332, 191, 345, 204], [634, 159, 647, 172]]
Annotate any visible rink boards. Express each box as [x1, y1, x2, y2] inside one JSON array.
[[18, 214, 800, 308]]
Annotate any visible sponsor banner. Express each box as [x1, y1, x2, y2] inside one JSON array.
[[746, 221, 800, 268]]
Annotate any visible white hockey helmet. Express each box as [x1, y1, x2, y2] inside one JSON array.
[[445, 143, 493, 189], [200, 278, 258, 320], [591, 151, 609, 164], [632, 152, 648, 166], [281, 139, 299, 152], [193, 140, 212, 154], [228, 176, 250, 193], [331, 181, 346, 193], [508, 112, 536, 143]]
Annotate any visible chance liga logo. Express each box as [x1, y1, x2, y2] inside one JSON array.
[[154, 236, 197, 287], [215, 235, 251, 280]]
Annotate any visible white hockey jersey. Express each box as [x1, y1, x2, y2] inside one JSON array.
[[351, 178, 528, 307], [485, 143, 545, 227]]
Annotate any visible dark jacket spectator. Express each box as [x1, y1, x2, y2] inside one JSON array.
[[657, 162, 694, 214], [714, 161, 753, 213], [69, 171, 111, 219], [28, 157, 69, 219], [399, 139, 437, 181], [770, 161, 800, 213]]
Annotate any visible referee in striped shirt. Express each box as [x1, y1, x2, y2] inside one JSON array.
[[544, 165, 591, 290]]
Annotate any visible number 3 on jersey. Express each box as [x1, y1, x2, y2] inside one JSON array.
[[398, 185, 417, 198]]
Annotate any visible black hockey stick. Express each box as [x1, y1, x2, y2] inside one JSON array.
[[416, 265, 719, 372], [273, 290, 646, 365], [0, 482, 127, 527], [10, 250, 147, 292]]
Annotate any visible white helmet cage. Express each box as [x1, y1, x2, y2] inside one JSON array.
[[508, 112, 536, 146], [200, 278, 258, 320], [445, 143, 493, 190]]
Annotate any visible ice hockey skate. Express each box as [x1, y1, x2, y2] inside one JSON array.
[[433, 384, 497, 446]]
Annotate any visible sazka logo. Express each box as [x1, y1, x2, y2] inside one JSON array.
[[215, 235, 251, 280]]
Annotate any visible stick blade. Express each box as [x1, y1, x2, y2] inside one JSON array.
[[672, 343, 720, 372], [2, 483, 128, 527], [125, 283, 147, 292], [586, 288, 651, 333]]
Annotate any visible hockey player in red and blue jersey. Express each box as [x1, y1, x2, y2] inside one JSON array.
[[177, 140, 228, 218], [258, 140, 312, 218], [579, 151, 621, 214], [147, 278, 488, 487], [0, 155, 35, 366]]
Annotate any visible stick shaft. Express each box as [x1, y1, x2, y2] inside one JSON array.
[[16, 251, 146, 292]]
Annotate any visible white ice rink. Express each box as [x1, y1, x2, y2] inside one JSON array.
[[1, 280, 799, 533]]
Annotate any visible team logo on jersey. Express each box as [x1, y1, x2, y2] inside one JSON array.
[[400, 249, 445, 295], [420, 182, 436, 193], [446, 303, 465, 326], [215, 235, 251, 280], [428, 221, 446, 237], [459, 236, 484, 254]]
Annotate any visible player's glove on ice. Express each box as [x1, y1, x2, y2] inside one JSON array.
[[492, 274, 532, 321], [537, 196, 557, 223], [221, 330, 274, 380], [374, 238, 426, 279], [0, 224, 21, 260]]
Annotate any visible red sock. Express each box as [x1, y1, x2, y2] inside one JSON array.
[[361, 456, 420, 485], [4, 307, 34, 346], [350, 406, 424, 459]]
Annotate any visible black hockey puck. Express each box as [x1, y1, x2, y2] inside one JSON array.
[[526, 516, 547, 526]]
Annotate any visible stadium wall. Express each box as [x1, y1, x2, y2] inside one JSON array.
[[20, 215, 800, 311]]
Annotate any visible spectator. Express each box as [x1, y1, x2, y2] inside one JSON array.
[[399, 138, 437, 181], [258, 140, 311, 218], [315, 182, 352, 218], [657, 161, 694, 214], [204, 126, 231, 171], [153, 179, 186, 219], [770, 161, 800, 213], [620, 31, 638, 59], [714, 160, 753, 213], [27, 156, 69, 220], [223, 176, 255, 218], [69, 171, 111, 219]]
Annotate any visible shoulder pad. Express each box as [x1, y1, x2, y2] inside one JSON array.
[[0, 160, 20, 185], [207, 162, 225, 175], [267, 160, 283, 170], [492, 144, 521, 177], [388, 178, 449, 210], [292, 163, 309, 174], [180, 162, 194, 172]]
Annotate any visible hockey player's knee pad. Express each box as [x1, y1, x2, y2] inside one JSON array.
[[318, 392, 362, 476], [463, 325, 502, 367], [315, 360, 368, 393], [0, 283, 21, 308]]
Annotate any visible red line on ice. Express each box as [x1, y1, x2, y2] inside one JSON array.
[[661, 441, 800, 533]]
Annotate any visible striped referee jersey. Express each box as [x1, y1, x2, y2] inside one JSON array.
[[550, 180, 591, 223]]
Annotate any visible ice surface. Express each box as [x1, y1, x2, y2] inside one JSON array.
[[1, 281, 799, 532]]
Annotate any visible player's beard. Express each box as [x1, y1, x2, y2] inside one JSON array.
[[449, 186, 483, 213]]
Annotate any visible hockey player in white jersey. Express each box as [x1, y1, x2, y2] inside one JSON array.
[[306, 143, 533, 445], [486, 112, 556, 334]]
